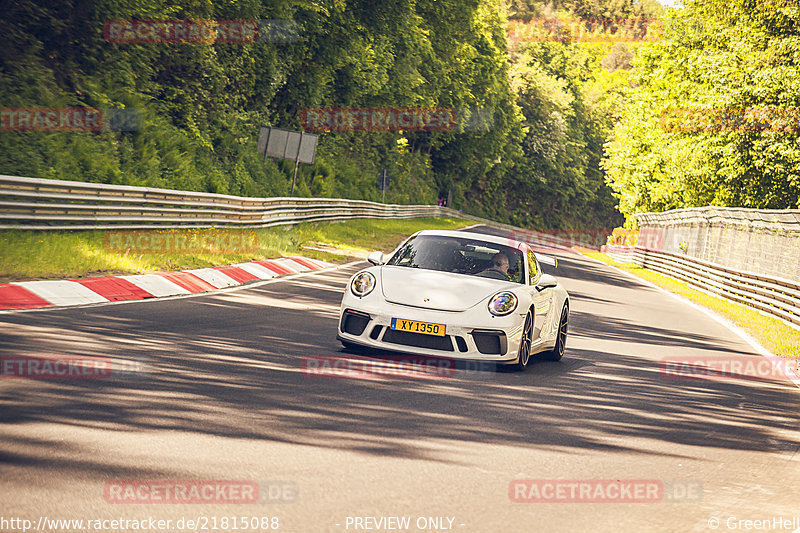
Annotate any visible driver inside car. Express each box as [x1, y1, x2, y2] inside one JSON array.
[[477, 252, 510, 280]]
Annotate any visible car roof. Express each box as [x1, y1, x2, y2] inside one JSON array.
[[415, 229, 528, 251]]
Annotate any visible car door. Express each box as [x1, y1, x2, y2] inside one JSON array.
[[527, 250, 553, 346]]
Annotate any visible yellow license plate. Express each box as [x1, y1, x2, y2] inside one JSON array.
[[390, 318, 446, 336]]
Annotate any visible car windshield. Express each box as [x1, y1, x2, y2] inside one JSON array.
[[386, 234, 525, 284]]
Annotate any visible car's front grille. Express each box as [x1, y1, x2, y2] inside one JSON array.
[[382, 329, 454, 351]]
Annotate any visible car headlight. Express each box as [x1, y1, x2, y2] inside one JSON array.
[[350, 271, 376, 297], [488, 291, 518, 316]]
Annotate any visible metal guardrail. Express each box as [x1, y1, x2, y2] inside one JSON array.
[[636, 206, 800, 227], [0, 175, 450, 229], [603, 245, 800, 327], [6, 175, 797, 326], [0, 175, 606, 251]]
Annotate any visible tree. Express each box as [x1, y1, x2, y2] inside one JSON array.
[[603, 0, 800, 220]]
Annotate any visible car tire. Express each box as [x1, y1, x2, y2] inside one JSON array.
[[511, 311, 534, 372], [541, 303, 568, 362]]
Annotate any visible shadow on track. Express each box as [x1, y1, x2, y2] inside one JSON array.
[[1, 258, 798, 477]]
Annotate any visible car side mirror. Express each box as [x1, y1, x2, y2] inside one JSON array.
[[536, 273, 558, 290], [367, 251, 384, 265]]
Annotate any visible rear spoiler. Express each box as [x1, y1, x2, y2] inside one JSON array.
[[534, 253, 557, 268]]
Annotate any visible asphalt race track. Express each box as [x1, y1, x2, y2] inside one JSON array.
[[1, 226, 799, 533]]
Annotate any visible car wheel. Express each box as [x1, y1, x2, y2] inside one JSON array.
[[511, 311, 534, 372], [541, 303, 568, 362]]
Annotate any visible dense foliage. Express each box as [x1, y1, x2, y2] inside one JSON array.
[[1, 0, 667, 230], [603, 0, 800, 220]]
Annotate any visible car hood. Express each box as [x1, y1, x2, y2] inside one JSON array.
[[379, 265, 515, 311]]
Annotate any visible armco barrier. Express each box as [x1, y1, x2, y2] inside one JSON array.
[[0, 175, 449, 230], [0, 175, 609, 250], [602, 245, 800, 327]]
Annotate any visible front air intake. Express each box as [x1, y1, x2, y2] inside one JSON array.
[[471, 329, 507, 355], [382, 329, 455, 351], [341, 310, 370, 336]]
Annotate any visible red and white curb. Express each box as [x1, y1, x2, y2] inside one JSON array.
[[0, 257, 333, 311]]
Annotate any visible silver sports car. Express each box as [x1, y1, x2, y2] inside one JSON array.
[[337, 230, 570, 371]]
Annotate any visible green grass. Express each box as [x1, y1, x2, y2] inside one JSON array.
[[582, 251, 800, 363], [0, 217, 474, 282]]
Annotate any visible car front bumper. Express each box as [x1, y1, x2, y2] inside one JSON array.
[[337, 294, 526, 363]]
